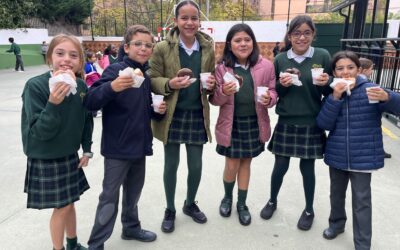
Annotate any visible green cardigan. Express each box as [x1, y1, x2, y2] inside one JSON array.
[[148, 27, 215, 144], [21, 72, 93, 159]]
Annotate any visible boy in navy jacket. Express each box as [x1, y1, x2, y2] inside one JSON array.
[[84, 25, 166, 249]]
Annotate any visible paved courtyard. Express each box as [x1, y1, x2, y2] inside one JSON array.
[[1, 65, 400, 249]]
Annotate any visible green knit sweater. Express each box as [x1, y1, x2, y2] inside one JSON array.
[[274, 47, 332, 125], [234, 67, 256, 117], [21, 72, 93, 159], [176, 47, 202, 110]]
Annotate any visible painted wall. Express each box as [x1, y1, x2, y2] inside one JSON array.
[[0, 29, 49, 45]]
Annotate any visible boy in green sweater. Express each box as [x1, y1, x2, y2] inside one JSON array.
[[6, 37, 24, 72]]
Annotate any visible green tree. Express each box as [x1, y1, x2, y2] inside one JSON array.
[[209, 1, 260, 21], [0, 0, 36, 28], [36, 0, 92, 24]]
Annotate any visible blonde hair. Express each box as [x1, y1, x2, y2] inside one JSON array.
[[46, 34, 85, 77]]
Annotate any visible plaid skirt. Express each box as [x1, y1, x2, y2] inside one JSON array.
[[167, 109, 208, 145], [24, 153, 89, 209], [216, 115, 265, 158], [267, 123, 326, 159]]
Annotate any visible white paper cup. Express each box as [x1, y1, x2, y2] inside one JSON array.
[[200, 72, 211, 89], [257, 86, 268, 102], [311, 68, 324, 85], [152, 94, 164, 112], [366, 86, 380, 104]]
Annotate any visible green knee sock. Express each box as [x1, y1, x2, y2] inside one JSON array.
[[237, 189, 248, 206], [66, 237, 77, 250], [223, 180, 235, 199]]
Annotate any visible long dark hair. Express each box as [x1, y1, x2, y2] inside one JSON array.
[[283, 15, 316, 52], [220, 23, 260, 68], [331, 51, 360, 73], [175, 0, 200, 17]]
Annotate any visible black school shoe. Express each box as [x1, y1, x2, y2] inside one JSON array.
[[219, 197, 232, 217], [121, 229, 157, 242], [260, 200, 277, 220], [384, 151, 392, 158], [237, 204, 251, 226], [161, 208, 176, 233], [322, 227, 345, 240], [182, 201, 207, 224], [297, 210, 315, 231]]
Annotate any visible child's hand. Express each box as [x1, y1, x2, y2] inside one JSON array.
[[205, 75, 216, 90], [259, 91, 271, 107], [332, 81, 347, 100], [168, 76, 191, 89], [367, 87, 389, 102], [279, 75, 293, 87], [314, 73, 330, 86], [222, 81, 237, 96], [156, 101, 167, 114], [49, 82, 70, 105], [111, 76, 134, 92], [78, 156, 90, 168]]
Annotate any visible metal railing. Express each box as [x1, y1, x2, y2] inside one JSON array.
[[341, 37, 400, 127]]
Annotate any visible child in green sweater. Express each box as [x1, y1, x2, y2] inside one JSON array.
[[260, 15, 331, 231], [21, 34, 93, 250]]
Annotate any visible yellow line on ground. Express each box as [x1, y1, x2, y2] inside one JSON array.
[[382, 126, 398, 140]]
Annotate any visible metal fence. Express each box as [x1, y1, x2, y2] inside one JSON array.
[[341, 37, 400, 127]]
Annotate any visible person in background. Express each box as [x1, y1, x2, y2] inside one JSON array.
[[359, 57, 391, 159], [6, 37, 24, 72], [84, 51, 102, 118], [117, 41, 127, 62], [97, 44, 118, 70], [317, 50, 400, 250], [260, 15, 331, 231], [21, 34, 93, 250], [210, 23, 277, 226], [149, 0, 216, 234], [273, 41, 280, 57], [41, 41, 48, 63]]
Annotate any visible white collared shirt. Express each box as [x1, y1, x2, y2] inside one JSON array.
[[234, 62, 249, 70], [179, 36, 200, 56], [287, 46, 314, 63]]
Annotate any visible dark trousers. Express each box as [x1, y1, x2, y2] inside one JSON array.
[[88, 157, 146, 250], [15, 54, 24, 71], [328, 167, 372, 250]]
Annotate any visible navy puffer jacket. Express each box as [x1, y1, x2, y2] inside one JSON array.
[[317, 75, 400, 171]]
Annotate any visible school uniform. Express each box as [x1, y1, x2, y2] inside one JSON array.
[[84, 56, 162, 249], [268, 47, 332, 159], [21, 72, 93, 209], [211, 58, 277, 158], [317, 75, 400, 250]]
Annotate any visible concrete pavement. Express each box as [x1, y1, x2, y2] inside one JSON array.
[[1, 65, 399, 249]]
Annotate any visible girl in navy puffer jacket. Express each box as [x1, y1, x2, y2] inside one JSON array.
[[317, 51, 400, 250]]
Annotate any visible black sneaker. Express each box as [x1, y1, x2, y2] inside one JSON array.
[[297, 210, 315, 231], [182, 201, 207, 224], [161, 208, 176, 233], [384, 151, 392, 158], [260, 200, 277, 220], [219, 197, 232, 217]]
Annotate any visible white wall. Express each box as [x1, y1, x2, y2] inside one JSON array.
[[0, 29, 49, 45], [387, 20, 400, 38], [198, 21, 288, 42]]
